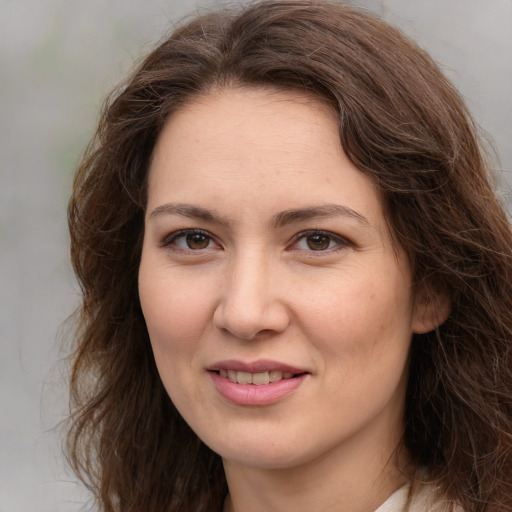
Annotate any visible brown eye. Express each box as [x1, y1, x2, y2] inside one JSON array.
[[163, 229, 218, 251], [306, 234, 331, 250], [186, 232, 211, 249], [291, 230, 349, 253]]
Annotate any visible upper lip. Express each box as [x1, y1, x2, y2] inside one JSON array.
[[207, 359, 308, 374]]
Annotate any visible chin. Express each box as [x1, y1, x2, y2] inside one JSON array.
[[198, 424, 324, 471], [219, 446, 309, 470]]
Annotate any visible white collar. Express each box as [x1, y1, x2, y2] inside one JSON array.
[[374, 484, 410, 512]]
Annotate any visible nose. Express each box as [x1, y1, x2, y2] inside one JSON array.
[[213, 253, 290, 340]]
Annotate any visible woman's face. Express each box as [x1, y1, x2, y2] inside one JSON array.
[[139, 87, 428, 470]]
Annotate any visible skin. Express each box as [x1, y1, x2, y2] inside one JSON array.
[[138, 87, 441, 512]]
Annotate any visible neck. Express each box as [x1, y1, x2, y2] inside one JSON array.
[[222, 433, 411, 512]]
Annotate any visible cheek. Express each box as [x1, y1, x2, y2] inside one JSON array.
[[296, 268, 414, 364], [138, 265, 216, 353], [303, 278, 412, 418], [138, 266, 216, 405]]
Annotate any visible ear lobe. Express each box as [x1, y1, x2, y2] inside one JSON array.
[[412, 288, 451, 334]]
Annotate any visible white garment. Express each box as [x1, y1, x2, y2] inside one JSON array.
[[374, 485, 410, 512], [374, 483, 461, 512]]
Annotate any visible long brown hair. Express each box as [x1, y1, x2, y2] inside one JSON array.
[[67, 1, 512, 511]]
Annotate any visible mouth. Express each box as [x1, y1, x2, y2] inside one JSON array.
[[207, 360, 310, 404], [214, 369, 304, 385], [208, 364, 309, 405]]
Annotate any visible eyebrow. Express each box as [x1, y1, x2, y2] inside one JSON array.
[[272, 204, 369, 228], [148, 202, 368, 227], [149, 203, 231, 226]]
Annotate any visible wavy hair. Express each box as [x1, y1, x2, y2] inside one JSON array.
[[67, 1, 512, 511]]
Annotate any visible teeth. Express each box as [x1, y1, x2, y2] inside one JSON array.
[[252, 371, 270, 386], [221, 369, 296, 384], [269, 370, 283, 382], [237, 371, 252, 385]]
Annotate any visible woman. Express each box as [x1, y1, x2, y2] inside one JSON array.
[[66, 1, 512, 511]]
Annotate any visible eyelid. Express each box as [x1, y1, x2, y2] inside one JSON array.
[[158, 228, 351, 254], [159, 228, 221, 250], [287, 229, 352, 252]]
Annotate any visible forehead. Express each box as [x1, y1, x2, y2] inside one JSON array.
[[147, 86, 384, 225], [152, 86, 340, 171]]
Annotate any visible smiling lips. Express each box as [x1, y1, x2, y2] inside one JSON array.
[[209, 360, 309, 405]]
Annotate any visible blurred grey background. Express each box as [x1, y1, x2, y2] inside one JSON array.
[[1, 0, 510, 510]]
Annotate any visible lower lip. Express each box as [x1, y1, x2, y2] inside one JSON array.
[[209, 372, 308, 406]]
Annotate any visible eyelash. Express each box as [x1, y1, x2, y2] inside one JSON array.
[[289, 230, 350, 253], [160, 229, 350, 254], [160, 229, 220, 252]]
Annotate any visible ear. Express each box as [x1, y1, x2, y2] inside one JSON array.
[[412, 287, 451, 334]]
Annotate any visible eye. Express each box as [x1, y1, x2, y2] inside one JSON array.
[[291, 230, 349, 252], [162, 229, 220, 251]]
